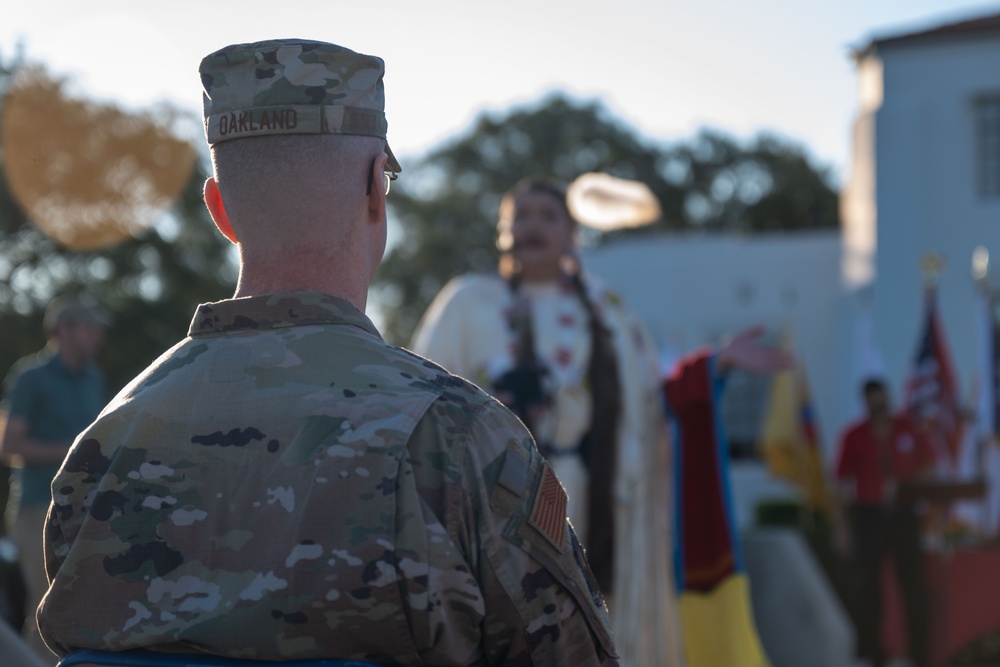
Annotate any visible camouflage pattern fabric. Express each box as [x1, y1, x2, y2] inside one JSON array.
[[38, 292, 617, 666], [200, 39, 401, 172]]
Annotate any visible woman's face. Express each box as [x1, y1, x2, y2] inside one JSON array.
[[505, 190, 575, 277]]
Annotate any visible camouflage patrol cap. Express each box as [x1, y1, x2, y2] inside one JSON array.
[[199, 38, 401, 173]]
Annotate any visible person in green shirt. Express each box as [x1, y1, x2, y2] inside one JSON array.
[[0, 295, 107, 660]]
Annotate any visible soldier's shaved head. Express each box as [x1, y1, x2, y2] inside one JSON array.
[[211, 133, 379, 241], [195, 38, 397, 307], [204, 132, 388, 306]]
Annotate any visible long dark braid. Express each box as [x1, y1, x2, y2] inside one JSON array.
[[498, 179, 622, 591], [566, 257, 622, 592]]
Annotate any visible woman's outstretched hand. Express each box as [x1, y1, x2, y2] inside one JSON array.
[[717, 325, 796, 375]]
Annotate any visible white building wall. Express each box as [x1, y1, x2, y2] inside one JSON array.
[[572, 20, 1000, 525], [582, 230, 846, 455], [865, 36, 1000, 409]]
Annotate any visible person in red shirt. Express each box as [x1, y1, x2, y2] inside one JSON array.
[[836, 378, 935, 667]]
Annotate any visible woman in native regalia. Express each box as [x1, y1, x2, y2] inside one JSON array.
[[410, 178, 683, 666]]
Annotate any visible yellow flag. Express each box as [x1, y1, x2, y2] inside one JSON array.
[[680, 575, 771, 667], [760, 334, 833, 514]]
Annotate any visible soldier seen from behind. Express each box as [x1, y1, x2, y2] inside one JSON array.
[[36, 39, 617, 666]]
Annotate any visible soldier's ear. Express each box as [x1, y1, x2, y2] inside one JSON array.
[[204, 178, 238, 244], [365, 152, 388, 226]]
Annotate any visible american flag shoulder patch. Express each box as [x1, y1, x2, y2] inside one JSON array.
[[528, 464, 568, 551]]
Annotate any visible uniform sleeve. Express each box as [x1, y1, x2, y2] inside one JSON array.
[[43, 502, 65, 586], [41, 433, 108, 572], [409, 278, 472, 376], [39, 432, 108, 655], [462, 401, 618, 666]]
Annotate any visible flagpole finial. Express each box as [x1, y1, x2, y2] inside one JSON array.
[[921, 252, 946, 289], [972, 246, 990, 289]]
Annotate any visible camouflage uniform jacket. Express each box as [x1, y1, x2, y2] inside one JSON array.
[[38, 292, 618, 667]]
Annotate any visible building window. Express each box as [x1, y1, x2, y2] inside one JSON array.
[[978, 95, 1000, 199]]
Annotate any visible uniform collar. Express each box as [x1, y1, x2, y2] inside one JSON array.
[[188, 291, 382, 340]]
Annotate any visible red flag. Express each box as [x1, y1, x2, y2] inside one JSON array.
[[666, 352, 771, 666], [905, 289, 962, 471]]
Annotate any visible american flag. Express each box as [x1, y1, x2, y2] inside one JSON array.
[[905, 290, 962, 471], [529, 466, 567, 550]]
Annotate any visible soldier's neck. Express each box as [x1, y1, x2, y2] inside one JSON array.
[[233, 266, 369, 312]]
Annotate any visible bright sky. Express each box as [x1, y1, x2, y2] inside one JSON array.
[[3, 0, 998, 184]]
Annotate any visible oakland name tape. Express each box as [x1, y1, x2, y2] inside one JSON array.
[[205, 105, 388, 145], [219, 109, 298, 136], [206, 106, 322, 144]]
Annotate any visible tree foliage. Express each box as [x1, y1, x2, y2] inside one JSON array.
[[0, 165, 236, 394], [375, 94, 839, 345], [0, 52, 839, 385], [0, 57, 235, 394]]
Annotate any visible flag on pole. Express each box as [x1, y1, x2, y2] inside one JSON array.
[[956, 285, 1000, 535], [988, 291, 1000, 444], [904, 288, 962, 472], [666, 352, 771, 667], [957, 286, 993, 481], [760, 333, 834, 515], [985, 290, 1000, 535]]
